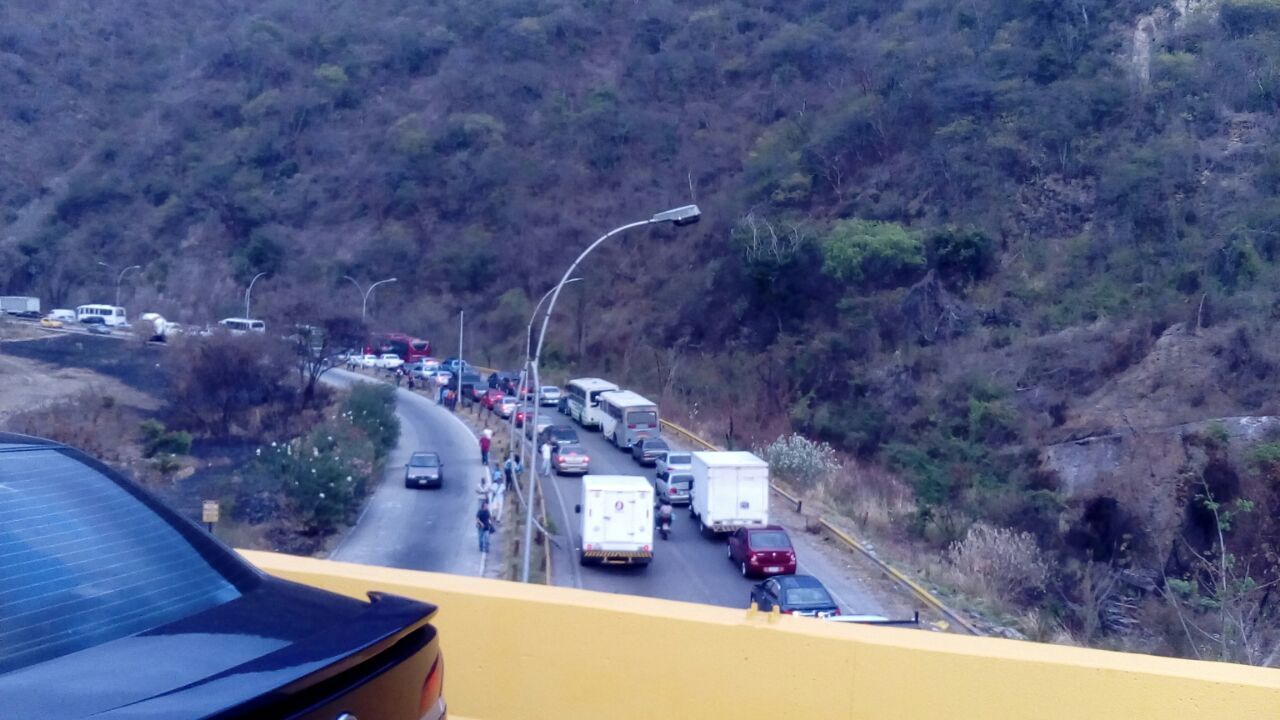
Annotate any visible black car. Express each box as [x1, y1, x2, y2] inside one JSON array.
[[750, 574, 842, 617], [79, 315, 106, 325], [538, 424, 580, 448], [0, 433, 446, 719], [630, 436, 670, 466]]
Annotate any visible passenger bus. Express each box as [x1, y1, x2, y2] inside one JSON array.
[[565, 378, 620, 430], [366, 332, 432, 363], [75, 304, 128, 327], [598, 390, 661, 449], [218, 317, 266, 334]]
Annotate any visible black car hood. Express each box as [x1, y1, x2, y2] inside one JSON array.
[[0, 577, 435, 719]]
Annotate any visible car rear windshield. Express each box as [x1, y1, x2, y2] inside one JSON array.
[[666, 453, 691, 465], [411, 454, 439, 467], [628, 411, 658, 426], [0, 446, 243, 674], [784, 588, 833, 606], [669, 474, 693, 488], [550, 427, 578, 440], [750, 531, 791, 549], [645, 439, 670, 451]]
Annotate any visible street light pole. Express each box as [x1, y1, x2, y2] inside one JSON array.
[[244, 272, 268, 320], [98, 262, 142, 307], [343, 275, 397, 323], [505, 279, 583, 470], [521, 205, 700, 582]]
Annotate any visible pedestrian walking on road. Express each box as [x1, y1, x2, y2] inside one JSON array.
[[490, 481, 506, 524], [540, 441, 552, 477], [491, 465, 503, 489], [476, 501, 494, 553], [479, 434, 491, 466], [514, 454, 523, 481], [503, 454, 515, 489]]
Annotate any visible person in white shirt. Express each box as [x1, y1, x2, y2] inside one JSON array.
[[540, 441, 553, 477]]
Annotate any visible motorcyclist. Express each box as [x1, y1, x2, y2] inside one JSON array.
[[657, 498, 673, 530]]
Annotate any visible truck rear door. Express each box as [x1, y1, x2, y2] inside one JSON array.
[[601, 490, 646, 548]]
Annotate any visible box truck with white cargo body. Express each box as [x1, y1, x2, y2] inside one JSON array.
[[576, 475, 654, 566], [690, 451, 770, 537], [0, 296, 40, 317]]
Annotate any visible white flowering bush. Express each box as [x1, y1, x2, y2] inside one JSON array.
[[761, 433, 841, 491], [946, 522, 1050, 606]]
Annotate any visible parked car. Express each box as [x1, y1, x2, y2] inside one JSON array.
[[39, 317, 63, 328], [79, 315, 106, 326], [728, 526, 798, 577], [551, 441, 590, 475], [495, 396, 520, 419], [750, 575, 840, 617], [428, 369, 453, 387], [655, 451, 692, 479], [87, 323, 112, 335], [480, 388, 506, 410], [538, 385, 561, 406], [0, 432, 447, 719], [654, 471, 693, 506], [538, 424, 580, 448], [358, 353, 380, 368], [405, 451, 444, 489], [460, 372, 485, 401], [378, 353, 405, 370], [630, 436, 670, 466]]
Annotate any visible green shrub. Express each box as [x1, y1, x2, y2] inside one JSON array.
[[822, 219, 924, 287], [257, 415, 378, 533], [139, 419, 193, 458], [928, 226, 994, 284], [342, 383, 400, 460]]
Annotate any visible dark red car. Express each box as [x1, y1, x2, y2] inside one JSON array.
[[481, 388, 506, 410], [727, 525, 797, 578]]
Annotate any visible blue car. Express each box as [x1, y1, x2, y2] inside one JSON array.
[[0, 433, 446, 719], [750, 574, 842, 617]]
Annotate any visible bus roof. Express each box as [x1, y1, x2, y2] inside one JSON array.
[[598, 390, 657, 409], [76, 304, 123, 311], [567, 378, 619, 392]]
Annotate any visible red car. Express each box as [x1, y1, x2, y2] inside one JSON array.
[[481, 388, 506, 410], [727, 526, 797, 578]]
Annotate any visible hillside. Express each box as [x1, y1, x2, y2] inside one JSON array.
[[5, 0, 1280, 661]]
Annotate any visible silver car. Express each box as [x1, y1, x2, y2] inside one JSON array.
[[654, 471, 692, 505], [404, 451, 443, 489], [538, 386, 562, 406], [655, 451, 692, 480], [551, 441, 590, 476]]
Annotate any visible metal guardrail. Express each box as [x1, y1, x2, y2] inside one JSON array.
[[658, 417, 980, 635]]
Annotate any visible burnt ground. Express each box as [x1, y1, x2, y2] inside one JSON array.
[[1, 332, 170, 396]]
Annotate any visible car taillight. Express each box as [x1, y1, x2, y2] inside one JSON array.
[[781, 609, 794, 615], [582, 456, 590, 462], [419, 654, 444, 717], [669, 487, 677, 495], [642, 544, 650, 551], [831, 608, 842, 616], [749, 555, 760, 564], [628, 424, 636, 429]]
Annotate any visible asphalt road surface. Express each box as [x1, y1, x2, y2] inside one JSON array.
[[535, 409, 885, 614], [325, 370, 485, 575]]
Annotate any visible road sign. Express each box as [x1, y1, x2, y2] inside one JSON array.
[[202, 500, 220, 526]]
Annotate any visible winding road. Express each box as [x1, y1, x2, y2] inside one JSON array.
[[326, 369, 890, 615]]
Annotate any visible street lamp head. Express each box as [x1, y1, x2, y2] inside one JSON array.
[[651, 204, 701, 227]]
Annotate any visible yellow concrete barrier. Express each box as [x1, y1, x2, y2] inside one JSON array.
[[244, 551, 1280, 720]]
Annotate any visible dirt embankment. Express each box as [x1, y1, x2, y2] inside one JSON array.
[[0, 346, 160, 424]]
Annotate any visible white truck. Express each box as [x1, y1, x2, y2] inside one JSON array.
[[576, 475, 654, 566], [0, 296, 40, 317], [690, 451, 770, 536], [139, 313, 169, 342]]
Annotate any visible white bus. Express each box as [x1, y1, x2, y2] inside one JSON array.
[[75, 304, 128, 326], [565, 378, 620, 430], [599, 390, 661, 450], [219, 317, 266, 334]]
